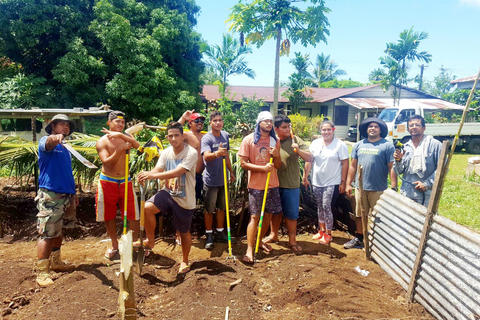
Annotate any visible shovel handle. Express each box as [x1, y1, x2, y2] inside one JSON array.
[[123, 152, 129, 235], [139, 184, 145, 232], [255, 157, 273, 254]]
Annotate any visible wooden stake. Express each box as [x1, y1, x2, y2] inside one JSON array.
[[406, 140, 449, 301], [118, 271, 136, 319], [358, 166, 370, 260]]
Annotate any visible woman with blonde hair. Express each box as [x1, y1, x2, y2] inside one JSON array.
[[303, 120, 349, 245]]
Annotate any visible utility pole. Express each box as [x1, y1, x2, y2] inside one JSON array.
[[418, 64, 425, 91]]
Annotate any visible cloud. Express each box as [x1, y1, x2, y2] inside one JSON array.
[[460, 0, 480, 6]]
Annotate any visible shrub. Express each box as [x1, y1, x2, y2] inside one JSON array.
[[289, 113, 324, 141]]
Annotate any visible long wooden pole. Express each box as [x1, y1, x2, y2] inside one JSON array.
[[358, 166, 370, 260], [406, 140, 449, 301]]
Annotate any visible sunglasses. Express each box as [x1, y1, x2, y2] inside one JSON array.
[[193, 119, 204, 124]]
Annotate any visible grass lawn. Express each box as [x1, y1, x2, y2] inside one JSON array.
[[438, 152, 480, 232]]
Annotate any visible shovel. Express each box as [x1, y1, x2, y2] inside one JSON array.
[[222, 157, 236, 262], [118, 150, 136, 319], [136, 184, 146, 274]]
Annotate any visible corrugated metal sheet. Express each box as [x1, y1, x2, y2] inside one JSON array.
[[369, 189, 480, 320], [340, 97, 464, 110]]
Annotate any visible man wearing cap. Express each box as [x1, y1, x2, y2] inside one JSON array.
[[238, 111, 282, 264], [95, 111, 140, 260], [393, 115, 442, 206], [35, 114, 77, 286], [345, 117, 395, 249], [179, 110, 205, 202]]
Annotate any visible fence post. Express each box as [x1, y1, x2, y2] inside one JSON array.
[[406, 140, 449, 301]]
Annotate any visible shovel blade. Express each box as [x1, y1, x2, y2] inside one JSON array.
[[119, 231, 133, 279]]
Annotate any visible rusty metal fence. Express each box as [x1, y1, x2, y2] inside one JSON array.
[[369, 189, 480, 320]]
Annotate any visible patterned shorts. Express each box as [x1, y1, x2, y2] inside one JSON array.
[[248, 188, 282, 215], [35, 188, 75, 239]]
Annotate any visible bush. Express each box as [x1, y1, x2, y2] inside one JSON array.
[[289, 113, 324, 141]]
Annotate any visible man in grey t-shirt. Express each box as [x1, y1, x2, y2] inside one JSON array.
[[200, 111, 235, 249], [345, 117, 395, 249]]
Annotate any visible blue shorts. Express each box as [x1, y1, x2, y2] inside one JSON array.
[[279, 187, 300, 220]]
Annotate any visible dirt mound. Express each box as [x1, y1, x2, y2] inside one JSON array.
[[0, 235, 433, 319]]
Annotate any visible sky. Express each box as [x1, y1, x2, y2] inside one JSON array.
[[194, 0, 480, 87]]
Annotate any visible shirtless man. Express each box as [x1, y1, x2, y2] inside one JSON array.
[[96, 111, 141, 259]]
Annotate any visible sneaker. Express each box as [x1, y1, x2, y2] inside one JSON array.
[[312, 231, 324, 240], [343, 237, 364, 249], [214, 230, 228, 243], [205, 233, 214, 250], [318, 233, 332, 245]]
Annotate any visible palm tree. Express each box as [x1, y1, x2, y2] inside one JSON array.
[[384, 27, 432, 103], [203, 33, 255, 96], [313, 53, 346, 86], [228, 0, 330, 114]]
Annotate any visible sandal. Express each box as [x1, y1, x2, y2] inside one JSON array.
[[241, 255, 254, 265], [288, 243, 303, 254], [178, 263, 190, 274], [104, 248, 119, 260]]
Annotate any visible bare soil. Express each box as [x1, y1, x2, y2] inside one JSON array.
[[0, 182, 433, 320]]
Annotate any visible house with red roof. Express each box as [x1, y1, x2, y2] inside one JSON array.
[[201, 84, 462, 139]]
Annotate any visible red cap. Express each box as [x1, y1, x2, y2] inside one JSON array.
[[190, 113, 205, 121]]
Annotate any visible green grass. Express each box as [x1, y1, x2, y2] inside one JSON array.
[[439, 152, 480, 232]]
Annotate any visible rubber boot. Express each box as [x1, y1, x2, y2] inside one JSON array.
[[50, 249, 74, 271], [36, 259, 54, 287]]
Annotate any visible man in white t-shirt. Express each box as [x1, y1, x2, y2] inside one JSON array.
[[138, 121, 198, 274]]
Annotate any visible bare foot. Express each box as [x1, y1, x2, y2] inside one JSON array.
[[263, 235, 279, 244]]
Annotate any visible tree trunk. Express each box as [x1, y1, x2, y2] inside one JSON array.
[[272, 27, 282, 115]]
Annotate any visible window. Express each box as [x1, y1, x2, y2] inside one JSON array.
[[395, 109, 415, 124], [334, 105, 349, 125], [320, 105, 328, 117]]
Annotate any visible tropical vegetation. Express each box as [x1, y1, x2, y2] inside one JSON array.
[[0, 0, 204, 121]]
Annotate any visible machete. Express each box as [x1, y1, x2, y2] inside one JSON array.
[[62, 142, 98, 169]]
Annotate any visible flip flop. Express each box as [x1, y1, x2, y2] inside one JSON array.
[[288, 243, 303, 255], [241, 255, 254, 265], [178, 263, 190, 274]]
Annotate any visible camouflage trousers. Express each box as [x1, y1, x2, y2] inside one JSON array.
[[35, 188, 76, 239]]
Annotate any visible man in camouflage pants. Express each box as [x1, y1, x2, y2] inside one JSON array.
[[35, 114, 77, 286]]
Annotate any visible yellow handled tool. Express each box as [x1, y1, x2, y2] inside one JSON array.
[[123, 151, 129, 235], [254, 157, 273, 254], [222, 158, 234, 259]]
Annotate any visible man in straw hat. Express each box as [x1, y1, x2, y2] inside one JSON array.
[[35, 114, 77, 286], [345, 117, 395, 249], [95, 110, 140, 260], [238, 111, 282, 264]]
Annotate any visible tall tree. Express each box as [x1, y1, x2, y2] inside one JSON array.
[[204, 33, 255, 96], [228, 0, 330, 115], [383, 27, 432, 104], [312, 53, 346, 86]]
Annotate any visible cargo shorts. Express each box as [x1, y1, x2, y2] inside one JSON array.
[[35, 188, 76, 239]]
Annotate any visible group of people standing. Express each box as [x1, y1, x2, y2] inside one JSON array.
[[33, 108, 441, 286]]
